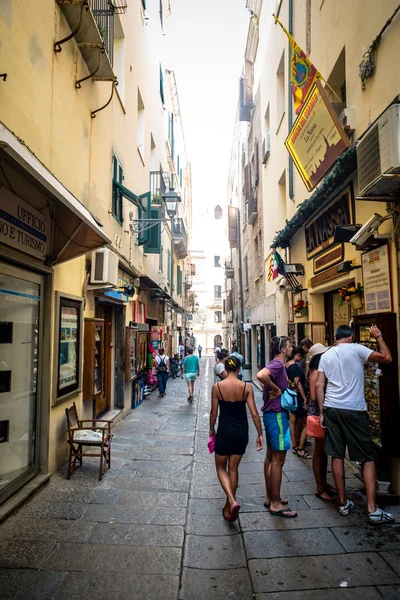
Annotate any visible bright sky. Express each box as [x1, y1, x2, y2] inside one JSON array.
[[166, 0, 249, 244]]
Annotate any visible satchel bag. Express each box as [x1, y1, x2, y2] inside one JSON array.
[[280, 388, 298, 411], [307, 415, 325, 438]]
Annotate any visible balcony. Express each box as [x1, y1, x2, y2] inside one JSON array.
[[225, 259, 234, 279], [172, 218, 188, 259], [55, 0, 120, 86], [150, 170, 168, 204], [248, 186, 258, 224]]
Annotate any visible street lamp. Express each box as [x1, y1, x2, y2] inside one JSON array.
[[163, 188, 181, 219], [129, 188, 181, 234]]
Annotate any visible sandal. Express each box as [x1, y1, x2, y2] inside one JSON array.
[[264, 498, 288, 509], [270, 507, 297, 518], [315, 488, 335, 501], [228, 503, 241, 523], [291, 446, 299, 455], [368, 508, 394, 524], [296, 448, 312, 459]]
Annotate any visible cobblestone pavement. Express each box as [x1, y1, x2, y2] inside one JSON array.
[[1, 357, 400, 599]]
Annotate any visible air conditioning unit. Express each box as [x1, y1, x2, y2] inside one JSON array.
[[262, 131, 270, 165], [339, 107, 356, 135], [90, 248, 119, 287], [357, 104, 400, 197]]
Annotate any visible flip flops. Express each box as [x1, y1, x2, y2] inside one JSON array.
[[270, 507, 297, 518], [264, 498, 288, 509], [222, 503, 241, 523]]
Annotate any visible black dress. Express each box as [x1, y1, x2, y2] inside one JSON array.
[[215, 383, 249, 456]]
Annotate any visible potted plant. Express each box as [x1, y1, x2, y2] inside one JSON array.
[[242, 364, 252, 382], [337, 283, 363, 309], [376, 466, 391, 494], [293, 299, 308, 317]]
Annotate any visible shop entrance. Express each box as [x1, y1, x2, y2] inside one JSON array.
[[95, 304, 113, 417], [0, 263, 43, 503], [324, 289, 351, 345]]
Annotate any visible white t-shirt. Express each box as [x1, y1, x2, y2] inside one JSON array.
[[214, 362, 226, 383], [318, 343, 373, 411], [155, 355, 169, 369]]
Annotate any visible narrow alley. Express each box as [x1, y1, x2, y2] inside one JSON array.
[[0, 358, 400, 599]]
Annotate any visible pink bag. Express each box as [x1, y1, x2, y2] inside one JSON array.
[[307, 415, 325, 439], [207, 434, 216, 453]]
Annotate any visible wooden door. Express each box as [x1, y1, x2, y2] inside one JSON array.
[[95, 304, 112, 417]]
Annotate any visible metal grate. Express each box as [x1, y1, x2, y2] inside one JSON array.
[[109, 0, 128, 14], [91, 0, 114, 65], [357, 123, 381, 195]]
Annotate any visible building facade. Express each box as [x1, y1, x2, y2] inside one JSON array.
[[227, 0, 400, 491], [0, 0, 191, 508]]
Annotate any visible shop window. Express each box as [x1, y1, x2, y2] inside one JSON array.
[[55, 293, 83, 403], [214, 255, 221, 268], [112, 153, 124, 225]]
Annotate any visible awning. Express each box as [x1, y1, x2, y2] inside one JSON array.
[[0, 123, 111, 263]]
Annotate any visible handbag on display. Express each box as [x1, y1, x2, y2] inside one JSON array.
[[307, 415, 325, 438]]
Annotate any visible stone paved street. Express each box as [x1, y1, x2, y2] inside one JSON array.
[[1, 357, 400, 599]]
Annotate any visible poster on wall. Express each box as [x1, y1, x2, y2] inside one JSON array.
[[285, 81, 349, 192], [59, 306, 78, 390], [362, 245, 392, 313]]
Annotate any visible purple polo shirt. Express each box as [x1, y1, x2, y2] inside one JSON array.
[[261, 358, 288, 413]]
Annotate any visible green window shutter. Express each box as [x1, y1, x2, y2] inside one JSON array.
[[145, 207, 161, 254], [136, 192, 150, 246], [141, 0, 146, 9], [177, 267, 183, 296], [159, 64, 165, 105], [159, 243, 163, 272]]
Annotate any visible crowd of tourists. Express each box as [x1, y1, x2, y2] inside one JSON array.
[[209, 326, 395, 525]]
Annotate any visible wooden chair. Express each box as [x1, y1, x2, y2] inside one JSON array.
[[65, 402, 113, 481]]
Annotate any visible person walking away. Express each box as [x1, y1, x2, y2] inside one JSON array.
[[209, 356, 263, 522], [178, 341, 185, 360], [214, 349, 228, 383], [307, 343, 337, 501], [299, 337, 313, 372], [231, 344, 244, 381], [286, 347, 311, 459], [198, 344, 202, 359], [316, 324, 394, 523], [155, 348, 170, 398], [257, 336, 297, 518], [182, 347, 200, 402]]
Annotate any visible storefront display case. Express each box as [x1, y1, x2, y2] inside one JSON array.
[[353, 312, 400, 457], [83, 318, 105, 402], [125, 327, 137, 382], [131, 324, 149, 409]]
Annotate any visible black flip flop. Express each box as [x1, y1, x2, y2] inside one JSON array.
[[264, 498, 288, 509], [270, 507, 297, 518]]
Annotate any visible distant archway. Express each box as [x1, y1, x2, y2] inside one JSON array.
[[214, 205, 222, 220], [214, 334, 222, 348]]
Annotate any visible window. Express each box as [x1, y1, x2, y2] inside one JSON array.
[[167, 249, 171, 282], [159, 0, 163, 29], [168, 112, 175, 159], [326, 47, 346, 106], [214, 311, 222, 323], [214, 205, 223, 219], [177, 266, 183, 296], [159, 64, 165, 105], [137, 88, 145, 164], [112, 153, 124, 224], [278, 169, 287, 219], [244, 255, 249, 288], [141, 0, 146, 9], [55, 293, 83, 402], [214, 255, 221, 268], [214, 285, 222, 299], [276, 50, 285, 130]]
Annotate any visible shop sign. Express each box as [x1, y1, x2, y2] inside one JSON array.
[[104, 276, 130, 302], [310, 263, 345, 287], [305, 186, 353, 259], [0, 187, 49, 260], [313, 244, 344, 274], [285, 81, 349, 192], [362, 245, 392, 313]]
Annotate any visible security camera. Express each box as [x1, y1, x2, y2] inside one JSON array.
[[349, 213, 382, 246], [278, 277, 288, 289]]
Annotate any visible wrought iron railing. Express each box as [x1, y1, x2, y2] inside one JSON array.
[[150, 170, 167, 204], [91, 0, 115, 65]]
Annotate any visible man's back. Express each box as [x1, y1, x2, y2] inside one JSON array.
[[318, 343, 372, 411]]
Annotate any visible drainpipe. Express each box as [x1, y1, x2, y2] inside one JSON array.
[[237, 208, 245, 354], [288, 0, 294, 200]]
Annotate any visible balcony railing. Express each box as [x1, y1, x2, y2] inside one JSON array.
[[150, 170, 168, 204], [172, 218, 188, 259], [248, 186, 258, 224], [224, 259, 234, 279], [91, 0, 115, 65]]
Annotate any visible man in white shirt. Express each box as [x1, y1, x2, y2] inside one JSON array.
[[316, 324, 393, 524], [155, 348, 170, 398], [178, 343, 185, 360]]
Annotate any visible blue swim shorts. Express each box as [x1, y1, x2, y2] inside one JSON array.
[[185, 373, 197, 382], [262, 411, 291, 451]]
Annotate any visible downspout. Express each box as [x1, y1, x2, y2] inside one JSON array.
[[288, 0, 294, 200]]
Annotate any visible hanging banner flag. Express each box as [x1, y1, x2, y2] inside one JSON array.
[[273, 14, 321, 115], [268, 251, 285, 282]]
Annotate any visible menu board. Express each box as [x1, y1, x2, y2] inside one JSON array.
[[362, 245, 392, 314]]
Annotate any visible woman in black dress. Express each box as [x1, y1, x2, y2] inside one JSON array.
[[209, 356, 263, 522]]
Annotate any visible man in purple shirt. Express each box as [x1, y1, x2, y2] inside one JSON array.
[[257, 336, 297, 518]]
